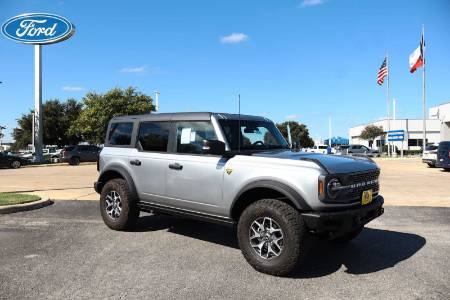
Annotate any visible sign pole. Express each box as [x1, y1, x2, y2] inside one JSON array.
[[422, 25, 426, 155], [386, 52, 391, 157], [34, 44, 44, 162]]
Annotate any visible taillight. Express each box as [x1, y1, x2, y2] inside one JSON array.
[[448, 150, 450, 158]]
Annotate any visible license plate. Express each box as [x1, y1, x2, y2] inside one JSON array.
[[362, 189, 373, 205]]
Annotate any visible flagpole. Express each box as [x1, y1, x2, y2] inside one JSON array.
[[386, 52, 391, 157], [422, 25, 426, 154]]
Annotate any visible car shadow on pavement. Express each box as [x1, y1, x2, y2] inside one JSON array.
[[291, 228, 426, 278], [134, 214, 239, 248], [134, 215, 426, 278]]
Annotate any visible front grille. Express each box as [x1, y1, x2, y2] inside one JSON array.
[[347, 169, 380, 184], [345, 169, 380, 201]]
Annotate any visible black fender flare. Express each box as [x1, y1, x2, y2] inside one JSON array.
[[96, 165, 138, 198], [230, 180, 312, 216]]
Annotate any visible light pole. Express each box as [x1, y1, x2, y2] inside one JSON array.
[[154, 91, 160, 112]]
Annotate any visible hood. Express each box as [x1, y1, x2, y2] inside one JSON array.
[[251, 150, 378, 174]]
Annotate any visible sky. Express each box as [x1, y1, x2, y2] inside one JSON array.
[[1, 0, 450, 143]]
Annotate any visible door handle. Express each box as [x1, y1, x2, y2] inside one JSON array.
[[169, 163, 183, 170], [130, 159, 141, 166]]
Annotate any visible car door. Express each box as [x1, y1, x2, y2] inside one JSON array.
[[131, 121, 172, 201], [165, 120, 226, 215]]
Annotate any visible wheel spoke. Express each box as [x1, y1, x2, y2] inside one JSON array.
[[249, 217, 284, 260]]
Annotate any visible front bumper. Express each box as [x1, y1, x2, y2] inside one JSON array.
[[302, 196, 384, 237]]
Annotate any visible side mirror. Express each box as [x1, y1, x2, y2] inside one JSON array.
[[202, 140, 226, 156]]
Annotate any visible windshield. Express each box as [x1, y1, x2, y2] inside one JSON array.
[[219, 119, 289, 151]]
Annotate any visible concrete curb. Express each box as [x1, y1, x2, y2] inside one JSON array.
[[0, 198, 53, 214], [24, 162, 96, 168]]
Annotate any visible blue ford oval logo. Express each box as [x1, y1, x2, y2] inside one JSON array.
[[1, 13, 75, 44]]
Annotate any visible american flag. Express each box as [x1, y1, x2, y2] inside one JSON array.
[[377, 57, 388, 85]]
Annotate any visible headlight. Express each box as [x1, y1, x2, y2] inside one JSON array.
[[327, 178, 342, 198]]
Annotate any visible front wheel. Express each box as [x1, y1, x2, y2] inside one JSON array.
[[427, 163, 435, 168], [100, 178, 140, 230], [237, 199, 309, 276]]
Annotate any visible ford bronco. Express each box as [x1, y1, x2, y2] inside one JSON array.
[[94, 112, 384, 275]]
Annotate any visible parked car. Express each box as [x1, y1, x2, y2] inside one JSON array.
[[335, 145, 350, 155], [61, 145, 101, 165], [307, 144, 335, 154], [0, 152, 29, 169], [94, 112, 384, 276], [21, 148, 62, 162], [338, 144, 380, 157], [422, 144, 439, 167], [436, 141, 450, 171]]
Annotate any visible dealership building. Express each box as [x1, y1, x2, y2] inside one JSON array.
[[349, 101, 450, 151]]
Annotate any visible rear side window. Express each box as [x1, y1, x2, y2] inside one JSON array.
[[138, 122, 170, 152], [108, 122, 134, 146]]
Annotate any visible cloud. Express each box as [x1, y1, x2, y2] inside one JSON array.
[[220, 33, 248, 44], [120, 66, 146, 73], [300, 0, 325, 7], [285, 114, 301, 120], [61, 86, 85, 92]]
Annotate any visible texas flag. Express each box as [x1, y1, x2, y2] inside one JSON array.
[[409, 33, 425, 73]]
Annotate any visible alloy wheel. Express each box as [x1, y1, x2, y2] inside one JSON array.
[[105, 190, 122, 219], [249, 217, 284, 259]]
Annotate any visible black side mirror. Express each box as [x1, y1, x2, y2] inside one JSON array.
[[202, 140, 226, 156]]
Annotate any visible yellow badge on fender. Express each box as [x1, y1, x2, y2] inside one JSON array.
[[226, 168, 233, 175]]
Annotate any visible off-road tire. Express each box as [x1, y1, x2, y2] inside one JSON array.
[[237, 199, 309, 276], [69, 157, 80, 166], [100, 178, 140, 231], [427, 163, 435, 168], [332, 225, 364, 243]]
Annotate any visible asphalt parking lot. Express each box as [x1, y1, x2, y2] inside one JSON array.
[[1, 201, 449, 299]]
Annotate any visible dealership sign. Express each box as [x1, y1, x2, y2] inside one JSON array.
[[1, 13, 75, 162], [387, 130, 405, 142], [1, 13, 75, 44]]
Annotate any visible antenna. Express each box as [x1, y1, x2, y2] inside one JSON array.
[[238, 94, 241, 153]]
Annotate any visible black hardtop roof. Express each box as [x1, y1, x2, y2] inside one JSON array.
[[110, 112, 272, 122]]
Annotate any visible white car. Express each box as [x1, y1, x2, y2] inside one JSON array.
[[422, 144, 439, 167], [307, 145, 335, 154]]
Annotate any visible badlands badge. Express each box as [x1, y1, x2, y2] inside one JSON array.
[[226, 168, 233, 175]]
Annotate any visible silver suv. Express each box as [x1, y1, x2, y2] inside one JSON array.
[[95, 112, 384, 275]]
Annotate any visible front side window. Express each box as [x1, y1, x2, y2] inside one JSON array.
[[219, 119, 288, 151], [138, 122, 170, 152], [109, 122, 134, 145], [175, 121, 217, 154]]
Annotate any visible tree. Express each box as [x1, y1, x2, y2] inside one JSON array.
[[12, 99, 83, 149], [12, 113, 33, 150], [359, 125, 384, 148], [69, 87, 154, 144], [276, 121, 314, 148], [44, 98, 83, 147]]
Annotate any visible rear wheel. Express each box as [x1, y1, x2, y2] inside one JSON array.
[[237, 199, 309, 276], [69, 157, 80, 165], [100, 178, 139, 230], [10, 160, 21, 169], [427, 163, 435, 168]]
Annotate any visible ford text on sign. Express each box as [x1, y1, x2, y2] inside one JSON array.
[[1, 13, 75, 44]]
